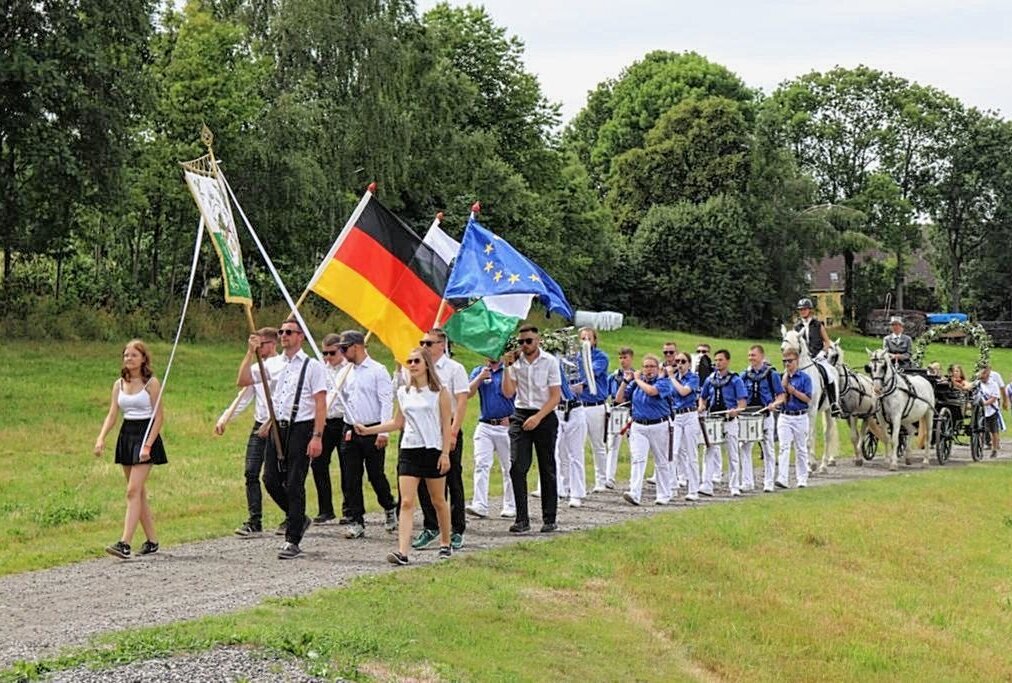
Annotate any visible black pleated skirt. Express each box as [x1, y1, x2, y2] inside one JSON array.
[[114, 419, 168, 466]]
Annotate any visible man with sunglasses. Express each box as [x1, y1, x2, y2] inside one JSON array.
[[776, 350, 812, 488], [337, 330, 398, 541], [217, 327, 281, 537], [616, 354, 674, 506], [315, 334, 348, 525], [501, 325, 563, 533], [412, 328, 469, 551], [238, 317, 327, 559], [740, 345, 785, 493]]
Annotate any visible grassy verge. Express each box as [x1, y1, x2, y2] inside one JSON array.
[[1, 328, 1007, 575], [6, 464, 1011, 682]]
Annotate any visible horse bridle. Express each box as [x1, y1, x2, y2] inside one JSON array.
[[870, 356, 933, 421]]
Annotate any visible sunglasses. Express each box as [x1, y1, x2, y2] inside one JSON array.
[[518, 338, 537, 345], [420, 340, 441, 347], [406, 357, 423, 365], [782, 358, 797, 363], [279, 328, 300, 336], [696, 349, 708, 354], [322, 350, 339, 357], [663, 350, 676, 355], [676, 359, 688, 365]]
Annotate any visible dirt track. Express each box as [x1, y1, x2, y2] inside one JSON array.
[[0, 443, 1003, 672]]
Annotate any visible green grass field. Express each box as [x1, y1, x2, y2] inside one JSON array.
[[0, 326, 1008, 575], [7, 465, 1012, 682]]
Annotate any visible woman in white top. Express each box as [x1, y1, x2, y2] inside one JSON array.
[[93, 339, 167, 560], [356, 347, 452, 565]]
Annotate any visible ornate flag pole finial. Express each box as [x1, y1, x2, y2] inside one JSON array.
[[200, 124, 214, 153], [471, 201, 481, 214], [436, 211, 444, 223], [367, 182, 378, 194]]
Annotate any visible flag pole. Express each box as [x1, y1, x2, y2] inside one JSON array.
[[200, 125, 286, 461], [431, 210, 450, 328]]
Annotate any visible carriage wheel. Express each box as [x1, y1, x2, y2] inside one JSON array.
[[934, 407, 953, 465], [970, 404, 987, 462], [861, 430, 878, 461]]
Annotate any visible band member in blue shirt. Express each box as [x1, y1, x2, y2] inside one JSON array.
[[698, 349, 748, 497], [578, 327, 611, 493], [616, 354, 674, 506], [465, 358, 516, 519], [605, 347, 634, 489], [554, 355, 588, 507], [740, 344, 785, 493], [668, 351, 701, 501], [777, 348, 813, 489]]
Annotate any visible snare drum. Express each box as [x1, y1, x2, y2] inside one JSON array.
[[739, 413, 765, 443], [703, 416, 726, 445], [608, 406, 630, 435]]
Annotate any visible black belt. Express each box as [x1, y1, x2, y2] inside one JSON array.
[[479, 417, 510, 424], [514, 408, 540, 417], [633, 417, 668, 425], [782, 409, 807, 416], [557, 400, 583, 411], [344, 421, 379, 433], [276, 419, 314, 428], [581, 400, 606, 407], [326, 417, 344, 426], [672, 407, 695, 415]]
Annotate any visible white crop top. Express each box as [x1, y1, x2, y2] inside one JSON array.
[[118, 379, 154, 420], [397, 385, 444, 450]]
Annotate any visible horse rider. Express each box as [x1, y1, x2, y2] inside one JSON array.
[[794, 297, 842, 417], [883, 316, 913, 371]]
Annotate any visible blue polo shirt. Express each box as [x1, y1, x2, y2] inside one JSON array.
[[469, 365, 514, 420], [700, 371, 748, 411], [669, 371, 699, 411], [608, 369, 627, 402], [578, 347, 610, 405], [782, 371, 813, 413], [740, 363, 784, 407], [628, 376, 674, 421]]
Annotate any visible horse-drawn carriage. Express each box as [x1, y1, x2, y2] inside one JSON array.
[[859, 366, 989, 465]]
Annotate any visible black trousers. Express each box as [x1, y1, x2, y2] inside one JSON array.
[[510, 410, 559, 526], [244, 421, 275, 526], [418, 434, 465, 535], [311, 417, 343, 517], [343, 428, 397, 524], [262, 420, 314, 545]]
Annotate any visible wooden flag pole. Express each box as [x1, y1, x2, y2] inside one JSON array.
[[244, 304, 286, 461]]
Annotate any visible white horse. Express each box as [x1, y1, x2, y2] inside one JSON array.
[[781, 326, 839, 473], [866, 348, 934, 470], [825, 341, 886, 466]]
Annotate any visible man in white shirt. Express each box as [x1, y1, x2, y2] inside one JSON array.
[[501, 324, 563, 534], [238, 317, 326, 560], [411, 328, 470, 551], [337, 330, 398, 541], [312, 333, 348, 525], [217, 327, 281, 537], [978, 365, 1003, 458]]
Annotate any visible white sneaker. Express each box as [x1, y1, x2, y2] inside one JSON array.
[[604, 479, 616, 490], [698, 488, 713, 497], [654, 499, 670, 506], [677, 479, 688, 488], [763, 486, 774, 493], [730, 489, 741, 497], [622, 491, 640, 506], [591, 485, 606, 493], [568, 498, 582, 508], [645, 476, 656, 485], [797, 482, 808, 489], [464, 504, 487, 518], [500, 509, 516, 518], [684, 493, 699, 501], [531, 489, 541, 498]]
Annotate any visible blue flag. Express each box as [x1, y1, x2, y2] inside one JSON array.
[[443, 218, 574, 320]]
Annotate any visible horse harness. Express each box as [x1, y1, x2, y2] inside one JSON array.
[[874, 364, 934, 423], [837, 363, 876, 419]]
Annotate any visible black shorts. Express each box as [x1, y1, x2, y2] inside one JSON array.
[[398, 447, 445, 479], [115, 419, 168, 466], [984, 413, 1000, 433]]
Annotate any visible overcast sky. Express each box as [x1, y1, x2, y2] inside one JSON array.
[[417, 0, 1011, 126]]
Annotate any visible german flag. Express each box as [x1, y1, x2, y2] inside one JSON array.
[[309, 193, 454, 362]]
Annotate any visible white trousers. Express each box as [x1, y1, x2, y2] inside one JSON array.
[[628, 420, 673, 503], [471, 421, 515, 515], [606, 406, 630, 483], [741, 414, 775, 489], [777, 413, 810, 486], [701, 418, 740, 494], [555, 406, 588, 499], [672, 412, 701, 496], [583, 404, 608, 487]]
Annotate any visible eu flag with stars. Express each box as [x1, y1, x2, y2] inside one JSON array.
[[443, 218, 574, 320]]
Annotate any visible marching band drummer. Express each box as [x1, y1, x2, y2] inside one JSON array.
[[616, 354, 674, 506], [578, 327, 612, 494], [604, 347, 635, 489], [776, 348, 812, 488], [668, 351, 701, 501], [697, 350, 747, 497], [740, 345, 785, 493]]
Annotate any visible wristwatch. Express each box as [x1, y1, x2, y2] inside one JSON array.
[[312, 431, 323, 438]]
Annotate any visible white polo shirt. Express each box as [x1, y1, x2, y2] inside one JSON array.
[[507, 348, 562, 410]]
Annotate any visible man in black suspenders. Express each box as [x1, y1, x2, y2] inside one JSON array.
[[238, 317, 327, 560]]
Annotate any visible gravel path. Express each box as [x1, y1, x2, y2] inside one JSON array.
[[0, 444, 1000, 680]]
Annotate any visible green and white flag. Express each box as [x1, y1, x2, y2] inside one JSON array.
[[182, 161, 252, 305], [423, 219, 532, 358]]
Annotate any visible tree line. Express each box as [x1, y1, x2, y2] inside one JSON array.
[[3, 0, 1011, 339]]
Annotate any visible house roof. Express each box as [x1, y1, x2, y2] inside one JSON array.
[[808, 250, 936, 292]]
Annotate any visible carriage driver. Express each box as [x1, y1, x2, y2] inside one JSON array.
[[883, 316, 914, 371], [794, 298, 842, 417]]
